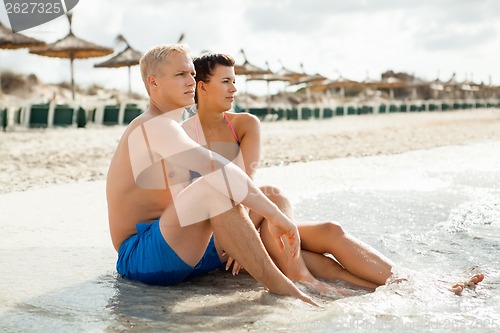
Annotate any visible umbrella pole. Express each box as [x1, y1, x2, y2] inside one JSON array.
[[70, 56, 75, 100], [267, 81, 271, 114], [128, 66, 132, 96]]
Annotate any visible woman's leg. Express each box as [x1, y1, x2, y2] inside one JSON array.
[[250, 186, 351, 295], [300, 250, 379, 290], [298, 221, 394, 287]]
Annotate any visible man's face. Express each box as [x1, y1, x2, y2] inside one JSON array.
[[153, 52, 196, 109]]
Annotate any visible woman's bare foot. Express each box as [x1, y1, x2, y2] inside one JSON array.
[[299, 279, 354, 298], [450, 273, 484, 295]]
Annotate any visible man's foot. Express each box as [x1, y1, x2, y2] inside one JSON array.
[[450, 273, 484, 295]]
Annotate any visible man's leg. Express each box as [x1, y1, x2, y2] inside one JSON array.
[[159, 180, 317, 305]]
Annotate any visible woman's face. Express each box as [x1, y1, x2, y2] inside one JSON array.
[[200, 65, 237, 111]]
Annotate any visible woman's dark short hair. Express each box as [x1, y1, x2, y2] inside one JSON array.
[[193, 53, 235, 84]]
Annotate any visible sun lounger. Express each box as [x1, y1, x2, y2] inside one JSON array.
[[53, 105, 74, 127], [102, 105, 120, 126], [1, 108, 7, 131], [28, 104, 49, 128], [123, 104, 143, 124], [76, 107, 87, 128]]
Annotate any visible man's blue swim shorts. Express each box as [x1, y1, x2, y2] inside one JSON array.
[[116, 218, 222, 285]]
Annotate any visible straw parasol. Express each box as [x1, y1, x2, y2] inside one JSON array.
[[310, 75, 361, 99], [287, 63, 328, 102], [94, 35, 142, 96], [234, 49, 271, 111], [0, 21, 45, 92], [288, 63, 327, 86], [234, 49, 271, 76], [246, 61, 293, 112], [274, 62, 308, 82], [0, 21, 45, 49], [29, 13, 113, 100], [361, 76, 406, 100]]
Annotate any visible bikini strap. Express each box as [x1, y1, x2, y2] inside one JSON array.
[[224, 113, 240, 145]]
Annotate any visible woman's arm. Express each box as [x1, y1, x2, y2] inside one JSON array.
[[236, 113, 261, 179]]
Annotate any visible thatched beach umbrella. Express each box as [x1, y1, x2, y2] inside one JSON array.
[[0, 21, 45, 49], [274, 61, 308, 82], [29, 13, 113, 100], [362, 77, 406, 100], [310, 75, 361, 98], [0, 21, 45, 91], [288, 64, 328, 102], [234, 49, 271, 111], [94, 35, 142, 95], [246, 62, 292, 113], [234, 49, 271, 77]]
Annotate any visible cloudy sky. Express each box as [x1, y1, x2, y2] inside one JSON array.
[[1, 0, 499, 96]]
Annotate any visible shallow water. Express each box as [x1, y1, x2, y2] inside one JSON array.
[[1, 142, 500, 332]]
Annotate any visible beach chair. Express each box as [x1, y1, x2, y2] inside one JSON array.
[[123, 104, 143, 124], [287, 108, 298, 120], [274, 108, 285, 120], [28, 104, 49, 128], [323, 108, 333, 119], [53, 105, 74, 127], [1, 108, 7, 131], [13, 107, 22, 125], [301, 107, 313, 120], [359, 105, 372, 114], [335, 106, 344, 116], [86, 107, 96, 123], [248, 107, 268, 120], [347, 106, 357, 115], [76, 107, 87, 128], [102, 105, 120, 126]]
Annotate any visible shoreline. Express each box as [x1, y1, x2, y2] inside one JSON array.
[[1, 108, 499, 193]]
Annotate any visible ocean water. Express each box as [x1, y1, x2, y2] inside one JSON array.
[[1, 141, 499, 332]]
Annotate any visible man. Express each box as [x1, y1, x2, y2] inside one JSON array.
[[106, 44, 315, 305]]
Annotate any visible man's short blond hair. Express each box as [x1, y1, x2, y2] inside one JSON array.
[[139, 44, 190, 95]]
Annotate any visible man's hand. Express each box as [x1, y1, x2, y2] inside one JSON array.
[[267, 211, 300, 258]]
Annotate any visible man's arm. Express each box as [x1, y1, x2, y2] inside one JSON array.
[[128, 112, 300, 256]]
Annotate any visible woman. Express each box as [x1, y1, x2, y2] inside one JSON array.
[[182, 53, 482, 295]]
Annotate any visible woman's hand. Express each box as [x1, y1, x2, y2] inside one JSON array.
[[222, 252, 243, 275]]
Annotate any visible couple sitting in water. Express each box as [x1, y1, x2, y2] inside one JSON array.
[[106, 44, 483, 305]]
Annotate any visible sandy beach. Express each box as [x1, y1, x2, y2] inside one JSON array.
[[1, 108, 500, 193], [2, 108, 500, 332]]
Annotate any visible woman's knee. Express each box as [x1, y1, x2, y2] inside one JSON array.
[[260, 185, 283, 198], [259, 185, 290, 207], [319, 221, 345, 238]]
